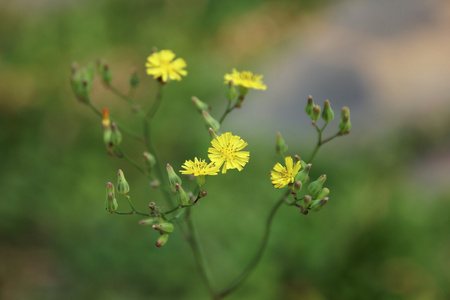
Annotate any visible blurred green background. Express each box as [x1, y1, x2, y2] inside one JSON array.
[[1, 0, 450, 299]]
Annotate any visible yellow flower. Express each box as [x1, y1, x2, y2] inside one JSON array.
[[145, 50, 187, 82], [208, 132, 250, 174], [180, 158, 220, 176], [270, 156, 302, 189], [224, 69, 267, 90]]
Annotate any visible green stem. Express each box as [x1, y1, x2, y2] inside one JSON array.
[[142, 84, 175, 208], [219, 102, 233, 124], [125, 195, 148, 215], [185, 208, 216, 298], [115, 145, 146, 175], [216, 190, 289, 299]]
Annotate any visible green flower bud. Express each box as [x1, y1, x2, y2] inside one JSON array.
[[294, 163, 311, 185], [156, 233, 169, 247], [276, 132, 288, 155], [209, 127, 219, 140], [117, 169, 130, 195], [166, 164, 182, 190], [310, 197, 328, 212], [102, 109, 112, 145], [139, 217, 159, 226], [202, 111, 220, 132], [129, 68, 139, 88], [191, 96, 210, 113], [105, 182, 118, 212], [316, 187, 330, 200], [305, 95, 314, 116], [339, 107, 352, 134], [153, 222, 174, 234], [226, 81, 238, 102], [301, 195, 312, 215], [111, 122, 122, 145], [307, 175, 327, 199], [100, 63, 113, 85], [175, 183, 190, 206], [70, 65, 93, 104], [143, 152, 156, 169], [311, 105, 321, 121], [321, 100, 334, 122], [291, 180, 302, 194]]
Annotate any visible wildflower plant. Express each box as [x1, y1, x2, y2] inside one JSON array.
[[70, 48, 352, 299]]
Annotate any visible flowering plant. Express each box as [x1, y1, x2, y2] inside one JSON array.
[[70, 48, 352, 299]]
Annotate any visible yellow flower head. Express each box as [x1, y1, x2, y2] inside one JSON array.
[[208, 132, 250, 174], [224, 69, 267, 90], [145, 50, 187, 82], [180, 158, 220, 176], [270, 156, 302, 189]]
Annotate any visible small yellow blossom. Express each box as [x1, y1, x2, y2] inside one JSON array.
[[224, 69, 267, 90], [270, 156, 301, 188], [180, 158, 220, 176], [145, 50, 187, 82], [208, 132, 250, 174]]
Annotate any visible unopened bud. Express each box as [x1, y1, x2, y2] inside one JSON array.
[[321, 100, 334, 122], [175, 183, 190, 206], [105, 182, 118, 212], [111, 122, 122, 145], [301, 195, 312, 215], [310, 197, 328, 212], [100, 63, 113, 85], [209, 127, 219, 139], [294, 163, 311, 185], [291, 180, 302, 194], [143, 152, 156, 168], [102, 109, 112, 145], [226, 81, 238, 102], [311, 105, 321, 121], [156, 233, 169, 247], [150, 180, 160, 188], [307, 175, 327, 199], [202, 111, 220, 132], [339, 107, 352, 134], [139, 217, 159, 226], [200, 190, 207, 198], [191, 96, 210, 113], [152, 222, 174, 234], [166, 164, 182, 190], [276, 132, 288, 155], [305, 95, 315, 116], [117, 169, 130, 195], [129, 68, 140, 88], [316, 187, 330, 200]]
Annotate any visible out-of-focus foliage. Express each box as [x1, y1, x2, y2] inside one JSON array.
[[1, 0, 450, 299]]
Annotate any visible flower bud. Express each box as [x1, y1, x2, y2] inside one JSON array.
[[339, 107, 352, 134], [291, 180, 302, 194], [102, 109, 112, 145], [310, 197, 328, 212], [226, 81, 237, 102], [139, 217, 159, 226], [301, 195, 312, 215], [202, 111, 220, 132], [143, 152, 156, 169], [117, 169, 130, 195], [166, 164, 182, 190], [191, 96, 210, 113], [316, 187, 330, 200], [305, 95, 315, 116], [111, 122, 122, 145], [70, 65, 93, 104], [100, 63, 113, 86], [175, 183, 190, 206], [307, 175, 327, 199], [209, 127, 219, 140], [275, 132, 288, 155], [153, 222, 174, 234], [321, 100, 334, 122], [294, 163, 311, 185], [156, 233, 169, 247], [129, 68, 139, 88], [105, 182, 118, 212], [311, 105, 321, 121]]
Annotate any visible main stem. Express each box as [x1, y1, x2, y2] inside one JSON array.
[[216, 191, 288, 299]]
